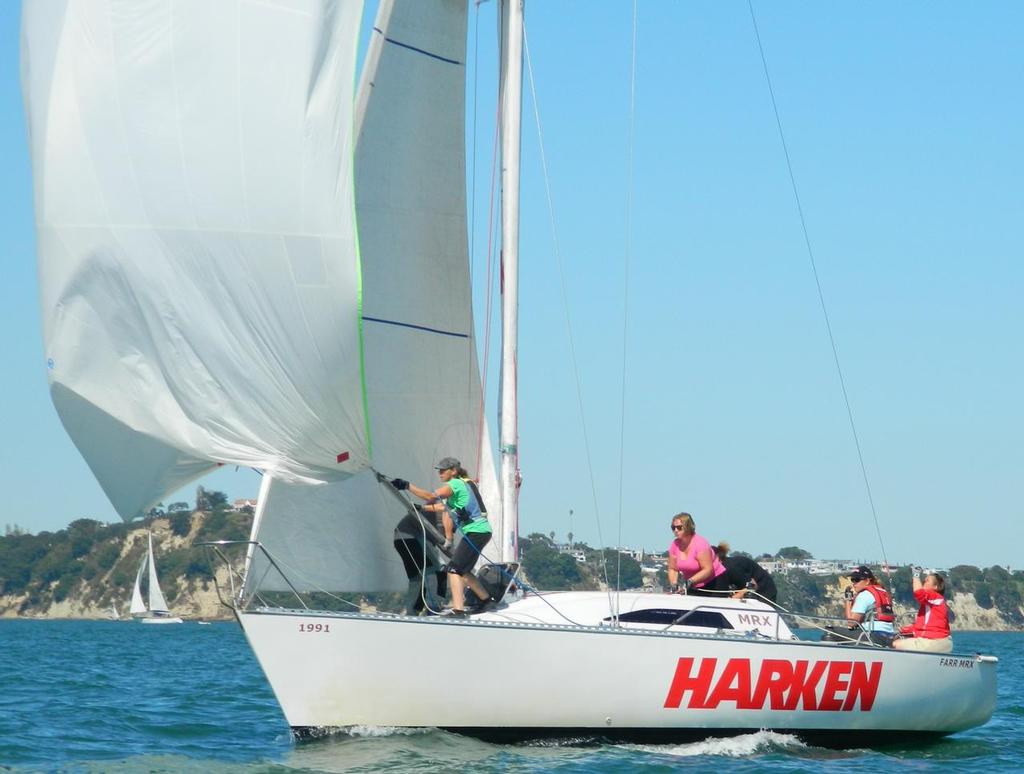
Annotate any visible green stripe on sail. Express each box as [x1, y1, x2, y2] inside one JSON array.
[[352, 2, 372, 458]]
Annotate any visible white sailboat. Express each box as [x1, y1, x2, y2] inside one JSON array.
[[21, 0, 995, 745], [130, 532, 183, 625]]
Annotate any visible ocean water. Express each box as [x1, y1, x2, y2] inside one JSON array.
[[0, 621, 1020, 773]]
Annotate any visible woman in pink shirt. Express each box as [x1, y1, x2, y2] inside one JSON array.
[[666, 513, 729, 596]]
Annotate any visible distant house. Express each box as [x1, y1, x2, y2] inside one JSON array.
[[808, 560, 844, 576], [554, 543, 587, 563], [234, 498, 257, 512]]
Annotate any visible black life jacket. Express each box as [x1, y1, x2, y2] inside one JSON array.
[[452, 477, 488, 526]]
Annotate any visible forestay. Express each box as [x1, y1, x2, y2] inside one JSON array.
[[21, 1, 366, 520]]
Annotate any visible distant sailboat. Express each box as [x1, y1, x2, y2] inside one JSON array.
[[107, 603, 120, 621], [129, 532, 183, 625]]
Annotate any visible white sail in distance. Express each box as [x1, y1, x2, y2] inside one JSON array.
[[146, 533, 170, 614], [129, 554, 146, 617], [21, 0, 366, 520]]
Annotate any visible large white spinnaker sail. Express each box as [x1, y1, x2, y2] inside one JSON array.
[[21, 0, 366, 521], [245, 0, 506, 597]]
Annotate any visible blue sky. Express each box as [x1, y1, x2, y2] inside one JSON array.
[[2, 2, 1021, 570]]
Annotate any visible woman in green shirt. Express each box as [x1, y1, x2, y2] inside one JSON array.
[[392, 456, 494, 617]]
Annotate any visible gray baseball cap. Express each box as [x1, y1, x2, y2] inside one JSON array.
[[435, 457, 461, 471]]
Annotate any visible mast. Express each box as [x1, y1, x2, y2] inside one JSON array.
[[498, 0, 524, 562]]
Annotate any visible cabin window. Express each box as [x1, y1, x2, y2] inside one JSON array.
[[604, 608, 734, 629]]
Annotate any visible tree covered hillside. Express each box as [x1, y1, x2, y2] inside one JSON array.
[[3, 512, 1022, 628], [0, 490, 250, 617]]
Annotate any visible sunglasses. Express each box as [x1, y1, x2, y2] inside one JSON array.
[[671, 525, 684, 532]]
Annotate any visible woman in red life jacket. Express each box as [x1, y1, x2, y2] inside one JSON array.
[[894, 569, 953, 653], [822, 565, 895, 646]]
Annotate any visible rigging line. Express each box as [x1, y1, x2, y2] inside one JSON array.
[[472, 0, 503, 479], [522, 24, 613, 603], [747, 1, 890, 572], [468, 1, 480, 401], [474, 84, 503, 477], [615, 0, 640, 617], [252, 551, 362, 611]]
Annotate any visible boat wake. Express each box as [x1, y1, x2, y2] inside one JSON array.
[[298, 725, 439, 740], [626, 730, 807, 757]]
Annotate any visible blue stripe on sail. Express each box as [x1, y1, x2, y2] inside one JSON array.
[[373, 27, 463, 66], [362, 316, 469, 339]]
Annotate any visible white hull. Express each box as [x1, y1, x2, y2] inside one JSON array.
[[237, 593, 996, 743], [138, 616, 184, 625]]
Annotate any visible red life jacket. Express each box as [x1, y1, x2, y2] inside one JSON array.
[[863, 584, 895, 623], [913, 589, 950, 639]]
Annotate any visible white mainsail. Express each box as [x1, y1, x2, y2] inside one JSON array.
[[128, 553, 146, 617], [355, 0, 503, 560], [244, 0, 506, 596], [146, 532, 170, 614], [21, 0, 367, 521]]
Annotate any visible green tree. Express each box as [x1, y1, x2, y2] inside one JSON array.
[[195, 486, 228, 512], [169, 511, 192, 537], [949, 565, 983, 584], [888, 566, 916, 607], [776, 546, 813, 561], [602, 550, 643, 590], [520, 535, 581, 590], [974, 583, 993, 609], [0, 533, 48, 594], [207, 490, 229, 510], [68, 518, 102, 558], [31, 542, 73, 585], [775, 570, 831, 616]]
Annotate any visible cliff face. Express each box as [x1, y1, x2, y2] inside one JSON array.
[[0, 581, 229, 620], [0, 515, 240, 621], [945, 592, 1018, 631]]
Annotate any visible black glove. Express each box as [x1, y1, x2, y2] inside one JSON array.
[[680, 579, 692, 594], [390, 478, 409, 491], [844, 586, 855, 601], [663, 583, 679, 594]]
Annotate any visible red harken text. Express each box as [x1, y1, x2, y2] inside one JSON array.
[[663, 658, 883, 712]]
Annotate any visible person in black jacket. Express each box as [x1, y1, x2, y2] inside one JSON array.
[[714, 542, 778, 603], [392, 508, 447, 615]]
